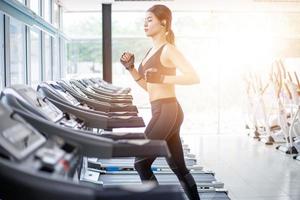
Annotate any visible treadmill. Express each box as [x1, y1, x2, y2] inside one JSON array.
[[36, 82, 199, 167], [58, 80, 138, 112], [36, 83, 145, 129], [89, 77, 131, 94], [80, 79, 133, 99], [0, 102, 183, 200], [70, 79, 133, 104], [1, 86, 224, 186], [38, 81, 138, 116], [0, 85, 200, 167], [0, 85, 196, 167]]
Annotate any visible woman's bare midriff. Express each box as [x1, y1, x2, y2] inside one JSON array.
[[147, 83, 176, 102]]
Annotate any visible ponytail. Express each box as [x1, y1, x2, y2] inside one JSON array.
[[166, 29, 175, 45]]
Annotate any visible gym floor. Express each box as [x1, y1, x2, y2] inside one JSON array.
[[184, 134, 300, 200]]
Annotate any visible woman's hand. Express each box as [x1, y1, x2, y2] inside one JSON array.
[[120, 52, 135, 71], [145, 68, 164, 83]]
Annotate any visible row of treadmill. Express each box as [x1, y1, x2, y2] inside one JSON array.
[[0, 78, 230, 200]]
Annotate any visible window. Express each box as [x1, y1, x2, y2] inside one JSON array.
[[30, 0, 40, 16], [60, 38, 67, 78], [30, 28, 41, 87], [44, 33, 52, 81], [16, 0, 25, 4], [110, 10, 300, 135], [52, 37, 60, 80], [10, 18, 26, 85], [0, 13, 4, 89], [44, 0, 51, 23], [64, 12, 102, 79], [53, 2, 60, 28]]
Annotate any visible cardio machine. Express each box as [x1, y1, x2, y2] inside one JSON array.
[[0, 102, 183, 200]]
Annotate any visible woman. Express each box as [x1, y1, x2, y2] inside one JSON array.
[[120, 4, 200, 200]]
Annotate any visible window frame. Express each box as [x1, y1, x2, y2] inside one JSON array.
[[8, 17, 27, 86], [28, 0, 41, 16], [43, 0, 52, 23], [28, 27, 42, 86], [4, 15, 10, 86], [43, 33, 53, 81], [0, 13, 4, 89]]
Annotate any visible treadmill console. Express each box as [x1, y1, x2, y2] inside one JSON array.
[[49, 83, 81, 106], [18, 86, 64, 122], [58, 89, 80, 105], [0, 106, 46, 160], [0, 103, 79, 176], [11, 86, 79, 129]]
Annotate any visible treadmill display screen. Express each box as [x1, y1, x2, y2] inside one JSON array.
[[71, 85, 87, 97], [20, 88, 63, 122], [57, 90, 79, 105], [39, 99, 63, 122], [1, 124, 46, 159]]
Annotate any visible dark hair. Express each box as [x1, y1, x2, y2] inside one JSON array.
[[147, 4, 175, 45]]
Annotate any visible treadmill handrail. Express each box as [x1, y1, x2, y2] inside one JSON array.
[[13, 109, 171, 158], [0, 158, 183, 200], [44, 97, 110, 129]]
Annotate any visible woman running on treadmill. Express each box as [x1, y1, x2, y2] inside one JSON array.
[[120, 4, 200, 200]]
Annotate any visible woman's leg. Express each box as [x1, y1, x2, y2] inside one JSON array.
[[134, 100, 178, 182], [166, 132, 200, 200], [165, 103, 200, 200], [134, 157, 157, 182]]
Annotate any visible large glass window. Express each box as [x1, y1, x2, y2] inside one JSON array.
[[110, 10, 300, 135], [30, 28, 41, 87], [44, 33, 52, 81], [10, 18, 26, 85], [0, 13, 4, 89], [16, 0, 25, 4], [30, 0, 40, 16], [53, 3, 60, 28], [52, 37, 60, 80], [60, 38, 67, 78], [43, 0, 51, 23], [64, 12, 102, 79]]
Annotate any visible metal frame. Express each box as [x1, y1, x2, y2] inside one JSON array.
[[0, 13, 4, 89], [3, 15, 10, 86], [25, 25, 30, 85], [39, 0, 45, 81], [24, 0, 30, 85], [49, 0, 55, 80], [102, 3, 112, 83], [41, 31, 45, 81], [58, 4, 64, 79]]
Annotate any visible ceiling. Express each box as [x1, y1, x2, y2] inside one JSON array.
[[59, 0, 300, 12]]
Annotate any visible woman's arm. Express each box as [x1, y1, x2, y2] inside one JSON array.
[[128, 67, 148, 91], [162, 44, 200, 85], [120, 52, 147, 91]]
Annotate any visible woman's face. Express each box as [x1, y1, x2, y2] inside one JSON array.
[[144, 12, 164, 37]]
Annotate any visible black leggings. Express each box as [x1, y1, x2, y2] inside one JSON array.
[[134, 97, 200, 200]]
